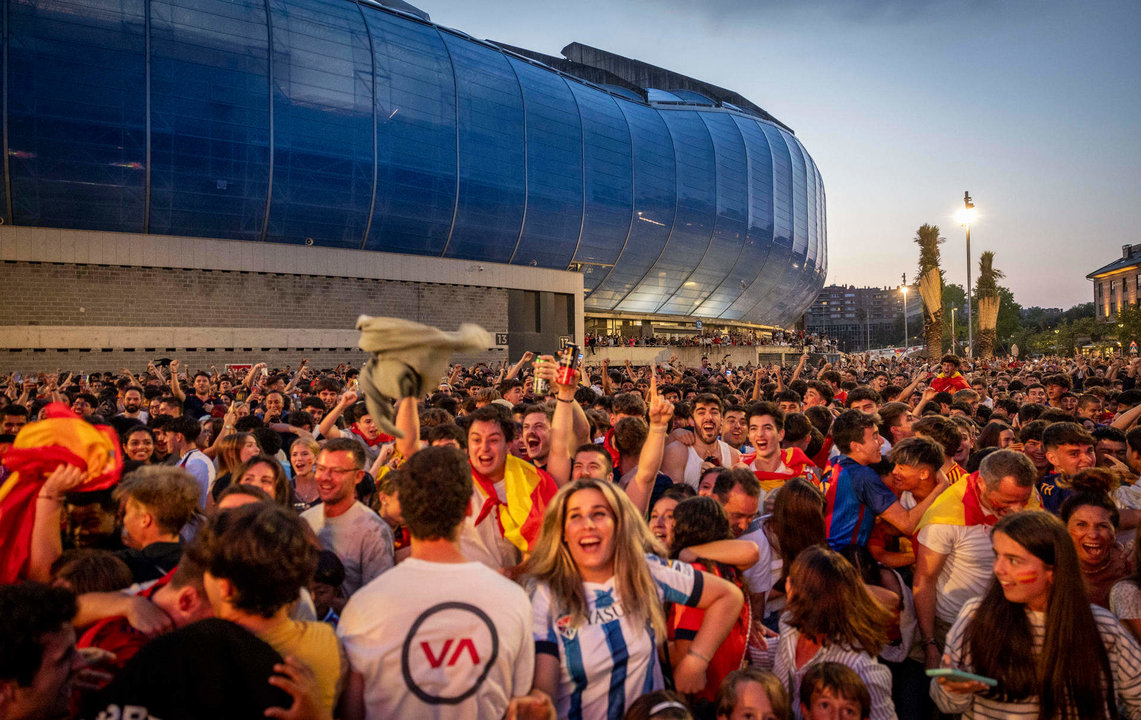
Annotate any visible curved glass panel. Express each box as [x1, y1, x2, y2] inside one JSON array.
[[440, 32, 525, 262], [363, 12, 455, 255], [8, 0, 146, 231], [737, 122, 794, 323], [645, 88, 684, 103], [684, 113, 751, 318], [667, 89, 714, 105], [779, 131, 811, 322], [721, 115, 775, 321], [591, 100, 675, 312], [508, 57, 582, 269], [566, 81, 632, 285], [149, 0, 270, 241], [265, 0, 372, 248], [621, 110, 714, 313]]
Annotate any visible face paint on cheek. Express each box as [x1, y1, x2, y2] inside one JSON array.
[[1014, 571, 1039, 584]]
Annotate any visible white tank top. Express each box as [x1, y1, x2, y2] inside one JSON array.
[[682, 441, 733, 490]]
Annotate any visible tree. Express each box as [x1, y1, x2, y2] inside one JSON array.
[[914, 224, 945, 358], [975, 251, 1005, 359]]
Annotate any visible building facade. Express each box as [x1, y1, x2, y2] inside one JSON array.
[[0, 0, 827, 367], [804, 284, 920, 352], [1088, 245, 1141, 321]]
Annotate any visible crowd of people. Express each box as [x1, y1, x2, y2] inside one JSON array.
[[4, 346, 1141, 719], [584, 329, 836, 351]]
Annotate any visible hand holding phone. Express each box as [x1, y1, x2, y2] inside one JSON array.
[[926, 666, 997, 695]]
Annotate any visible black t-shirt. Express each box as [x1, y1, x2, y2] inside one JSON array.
[[114, 541, 183, 584], [85, 618, 290, 720]]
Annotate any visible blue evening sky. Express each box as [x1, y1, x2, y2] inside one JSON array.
[[415, 0, 1140, 310]]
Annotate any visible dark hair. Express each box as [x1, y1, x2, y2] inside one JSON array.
[[876, 402, 910, 440], [186, 503, 317, 618], [235, 454, 292, 507], [967, 511, 1116, 718], [625, 690, 692, 720], [50, 549, 133, 594], [1044, 373, 1072, 391], [670, 496, 732, 558], [770, 478, 826, 582], [0, 582, 77, 686], [711, 467, 760, 501], [805, 380, 835, 405], [1126, 425, 1141, 454], [799, 662, 870, 719], [831, 409, 878, 454], [398, 446, 473, 541], [940, 354, 961, 368], [1019, 419, 1049, 445], [2, 404, 29, 418], [216, 483, 274, 505], [313, 550, 346, 588], [466, 404, 515, 442], [787, 546, 889, 656], [613, 416, 649, 456], [612, 392, 647, 417], [745, 401, 784, 432], [1042, 422, 1095, 451], [845, 386, 881, 408], [775, 388, 803, 406], [1060, 488, 1120, 529], [320, 436, 366, 469], [912, 415, 962, 457], [783, 412, 811, 444], [166, 415, 201, 444], [976, 420, 1013, 449], [887, 436, 944, 471], [573, 443, 613, 473]]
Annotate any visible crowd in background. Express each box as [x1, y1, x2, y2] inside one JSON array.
[[4, 346, 1141, 719]]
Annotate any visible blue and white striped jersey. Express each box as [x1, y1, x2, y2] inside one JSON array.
[[531, 555, 704, 720]]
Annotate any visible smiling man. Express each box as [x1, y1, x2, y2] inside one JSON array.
[[301, 438, 393, 597], [461, 406, 558, 571], [1038, 422, 1096, 515], [661, 393, 740, 490]]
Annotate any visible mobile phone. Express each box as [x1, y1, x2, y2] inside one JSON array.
[[925, 668, 997, 687]]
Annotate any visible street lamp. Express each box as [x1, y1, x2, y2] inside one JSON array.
[[956, 191, 978, 358]]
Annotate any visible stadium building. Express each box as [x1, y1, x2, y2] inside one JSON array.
[[0, 0, 827, 371]]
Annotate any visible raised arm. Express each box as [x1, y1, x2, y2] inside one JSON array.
[[626, 377, 673, 515], [546, 357, 575, 486], [317, 390, 356, 440], [28, 465, 87, 582], [168, 359, 186, 401], [505, 351, 535, 381]]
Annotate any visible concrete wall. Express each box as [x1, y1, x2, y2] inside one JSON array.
[[579, 346, 840, 369], [0, 227, 583, 373]]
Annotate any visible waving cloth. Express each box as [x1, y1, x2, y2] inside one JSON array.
[[356, 315, 491, 438], [0, 403, 123, 582], [471, 455, 558, 555]]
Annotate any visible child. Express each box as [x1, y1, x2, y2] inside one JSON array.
[[310, 549, 346, 626], [716, 668, 791, 720], [799, 662, 870, 720]]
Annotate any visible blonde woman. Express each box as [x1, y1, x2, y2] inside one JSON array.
[[208, 431, 260, 506], [524, 478, 743, 720], [289, 437, 321, 513]]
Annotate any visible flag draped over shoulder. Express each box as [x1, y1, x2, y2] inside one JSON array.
[[472, 455, 558, 555], [0, 403, 123, 583]]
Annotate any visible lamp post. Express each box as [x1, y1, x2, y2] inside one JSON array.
[[951, 307, 957, 353], [957, 191, 977, 358]]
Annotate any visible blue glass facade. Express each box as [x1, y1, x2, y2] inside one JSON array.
[[1, 0, 826, 326]]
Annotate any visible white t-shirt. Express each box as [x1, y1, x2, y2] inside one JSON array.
[[530, 555, 701, 720], [177, 449, 215, 509], [338, 559, 534, 720], [739, 515, 775, 596], [915, 523, 995, 625], [302, 501, 394, 596]]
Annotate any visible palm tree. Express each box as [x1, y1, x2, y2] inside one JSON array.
[[976, 250, 1005, 360], [915, 224, 946, 358]]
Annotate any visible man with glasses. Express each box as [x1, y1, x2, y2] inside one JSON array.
[[301, 438, 393, 597]]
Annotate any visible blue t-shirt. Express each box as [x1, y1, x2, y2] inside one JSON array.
[[822, 454, 898, 550], [1037, 473, 1072, 515]]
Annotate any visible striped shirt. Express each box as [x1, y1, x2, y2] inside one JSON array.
[[773, 618, 897, 720], [931, 596, 1141, 719], [531, 555, 703, 720]]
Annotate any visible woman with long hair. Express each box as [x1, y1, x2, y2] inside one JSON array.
[[234, 454, 293, 508], [760, 478, 827, 624], [209, 431, 260, 504], [667, 496, 755, 709], [289, 437, 321, 513], [524, 478, 743, 720], [772, 545, 896, 720], [933, 510, 1141, 718]]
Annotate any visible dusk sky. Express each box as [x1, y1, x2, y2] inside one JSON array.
[[417, 0, 1140, 311]]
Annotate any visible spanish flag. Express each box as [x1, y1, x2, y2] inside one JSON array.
[[0, 404, 123, 583], [917, 472, 1040, 533], [744, 447, 819, 494], [471, 455, 558, 554]]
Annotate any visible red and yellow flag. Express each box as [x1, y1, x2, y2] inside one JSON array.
[[471, 455, 558, 554]]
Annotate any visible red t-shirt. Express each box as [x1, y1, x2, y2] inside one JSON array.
[[77, 571, 174, 678], [668, 561, 750, 703]]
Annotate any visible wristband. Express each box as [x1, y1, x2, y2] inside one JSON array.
[[37, 494, 62, 503], [556, 396, 574, 404], [687, 649, 712, 664], [922, 637, 939, 647]]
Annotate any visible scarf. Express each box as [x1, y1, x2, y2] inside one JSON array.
[[470, 455, 558, 554]]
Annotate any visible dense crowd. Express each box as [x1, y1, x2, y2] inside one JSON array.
[[4, 347, 1141, 719], [585, 329, 835, 350]]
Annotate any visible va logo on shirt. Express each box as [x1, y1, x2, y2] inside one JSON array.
[[401, 602, 500, 705]]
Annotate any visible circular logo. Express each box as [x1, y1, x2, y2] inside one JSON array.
[[400, 602, 500, 705]]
